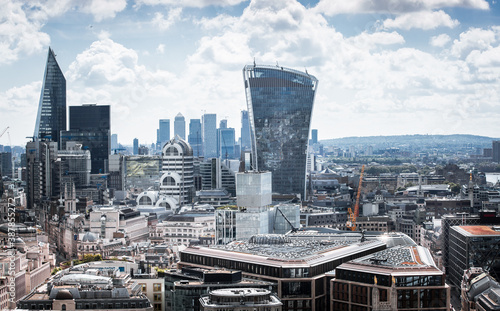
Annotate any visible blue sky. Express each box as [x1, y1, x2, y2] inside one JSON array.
[[1, 0, 500, 146]]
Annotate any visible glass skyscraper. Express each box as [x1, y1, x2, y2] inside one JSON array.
[[243, 64, 318, 198], [240, 110, 251, 152], [202, 113, 217, 158], [188, 119, 202, 157], [34, 47, 66, 144], [174, 113, 186, 140], [158, 119, 170, 149]]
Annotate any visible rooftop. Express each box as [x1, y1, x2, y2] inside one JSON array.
[[454, 225, 500, 237]]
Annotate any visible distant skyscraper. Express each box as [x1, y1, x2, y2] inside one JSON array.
[[188, 119, 202, 157], [493, 141, 500, 163], [133, 138, 139, 155], [158, 119, 170, 148], [243, 64, 318, 198], [240, 110, 251, 152], [111, 134, 118, 151], [217, 121, 235, 160], [202, 113, 217, 158], [174, 113, 186, 140], [61, 104, 110, 174], [311, 129, 318, 145], [34, 47, 66, 144]]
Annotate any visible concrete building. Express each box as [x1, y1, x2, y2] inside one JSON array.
[[160, 136, 194, 206], [89, 206, 149, 242], [331, 245, 450, 310], [178, 232, 389, 311], [153, 212, 215, 246], [200, 288, 282, 311]]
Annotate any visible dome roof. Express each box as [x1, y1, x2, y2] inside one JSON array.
[[55, 289, 73, 300], [82, 232, 98, 243]]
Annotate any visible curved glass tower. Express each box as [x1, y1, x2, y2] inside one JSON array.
[[243, 64, 318, 198], [34, 47, 66, 143]]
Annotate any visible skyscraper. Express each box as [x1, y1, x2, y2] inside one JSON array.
[[493, 141, 500, 163], [243, 64, 318, 198], [158, 119, 170, 148], [61, 104, 110, 174], [34, 47, 66, 144], [202, 113, 217, 158], [174, 113, 186, 140], [311, 129, 318, 145], [133, 138, 139, 155], [217, 120, 235, 160], [188, 119, 202, 157], [240, 110, 251, 152]]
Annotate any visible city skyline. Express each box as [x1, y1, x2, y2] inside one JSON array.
[[1, 0, 500, 146]]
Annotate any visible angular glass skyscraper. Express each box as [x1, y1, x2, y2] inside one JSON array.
[[34, 47, 66, 144], [243, 65, 318, 198]]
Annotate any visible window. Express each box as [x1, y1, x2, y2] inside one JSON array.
[[154, 294, 162, 302], [140, 283, 147, 292], [153, 283, 162, 292], [154, 303, 162, 311]]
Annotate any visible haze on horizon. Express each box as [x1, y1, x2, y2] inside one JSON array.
[[1, 0, 500, 146]]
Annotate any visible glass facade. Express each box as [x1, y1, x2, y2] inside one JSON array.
[[243, 65, 318, 197], [241, 110, 251, 152], [188, 119, 202, 157], [34, 48, 66, 144], [61, 129, 110, 174], [174, 113, 186, 140], [70, 105, 110, 131], [202, 114, 217, 158], [158, 119, 170, 148]]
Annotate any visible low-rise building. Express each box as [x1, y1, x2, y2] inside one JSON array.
[[200, 288, 282, 311]]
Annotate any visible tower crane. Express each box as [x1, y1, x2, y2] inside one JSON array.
[[0, 127, 8, 138], [347, 165, 365, 231]]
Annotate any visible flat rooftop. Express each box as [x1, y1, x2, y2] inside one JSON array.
[[453, 225, 500, 237]]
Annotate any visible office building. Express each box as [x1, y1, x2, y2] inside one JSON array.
[[331, 245, 450, 311], [448, 225, 500, 289], [34, 47, 66, 144], [111, 133, 118, 151], [158, 119, 170, 148], [311, 129, 318, 145], [243, 65, 318, 198], [0, 152, 12, 177], [26, 141, 56, 209], [17, 261, 153, 311], [61, 104, 110, 174], [200, 288, 282, 311], [188, 119, 202, 158], [160, 136, 194, 206], [174, 113, 186, 140], [202, 114, 217, 158], [494, 141, 500, 163], [241, 110, 251, 152], [217, 121, 235, 160], [200, 158, 236, 196], [133, 138, 139, 155], [179, 232, 387, 311]]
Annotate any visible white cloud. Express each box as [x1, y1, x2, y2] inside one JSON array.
[[314, 0, 489, 15], [151, 7, 182, 30], [134, 0, 246, 8], [156, 43, 165, 54], [80, 0, 127, 22], [451, 27, 499, 58], [382, 10, 459, 30], [430, 33, 451, 47]]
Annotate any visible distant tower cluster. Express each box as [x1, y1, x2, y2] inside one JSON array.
[[174, 113, 186, 140]]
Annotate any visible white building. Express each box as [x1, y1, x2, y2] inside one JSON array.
[[89, 206, 149, 242]]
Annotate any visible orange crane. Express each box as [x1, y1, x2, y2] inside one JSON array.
[[347, 165, 365, 231]]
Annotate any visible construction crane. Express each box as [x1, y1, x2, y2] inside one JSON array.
[[273, 205, 299, 234], [347, 165, 365, 231], [0, 127, 8, 138]]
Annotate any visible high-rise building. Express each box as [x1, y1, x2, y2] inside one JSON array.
[[61, 104, 110, 174], [311, 129, 318, 145], [188, 119, 202, 158], [133, 138, 139, 155], [243, 65, 318, 198], [158, 119, 170, 148], [174, 113, 186, 140], [26, 141, 56, 209], [202, 114, 217, 158], [493, 141, 500, 163], [0, 152, 12, 178], [34, 47, 66, 144], [240, 110, 251, 152], [111, 134, 118, 151], [160, 136, 194, 206], [217, 120, 235, 160]]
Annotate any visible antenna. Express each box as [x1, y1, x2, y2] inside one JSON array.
[[253, 57, 256, 67]]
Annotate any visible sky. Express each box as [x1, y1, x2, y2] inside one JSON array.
[[1, 0, 500, 147]]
